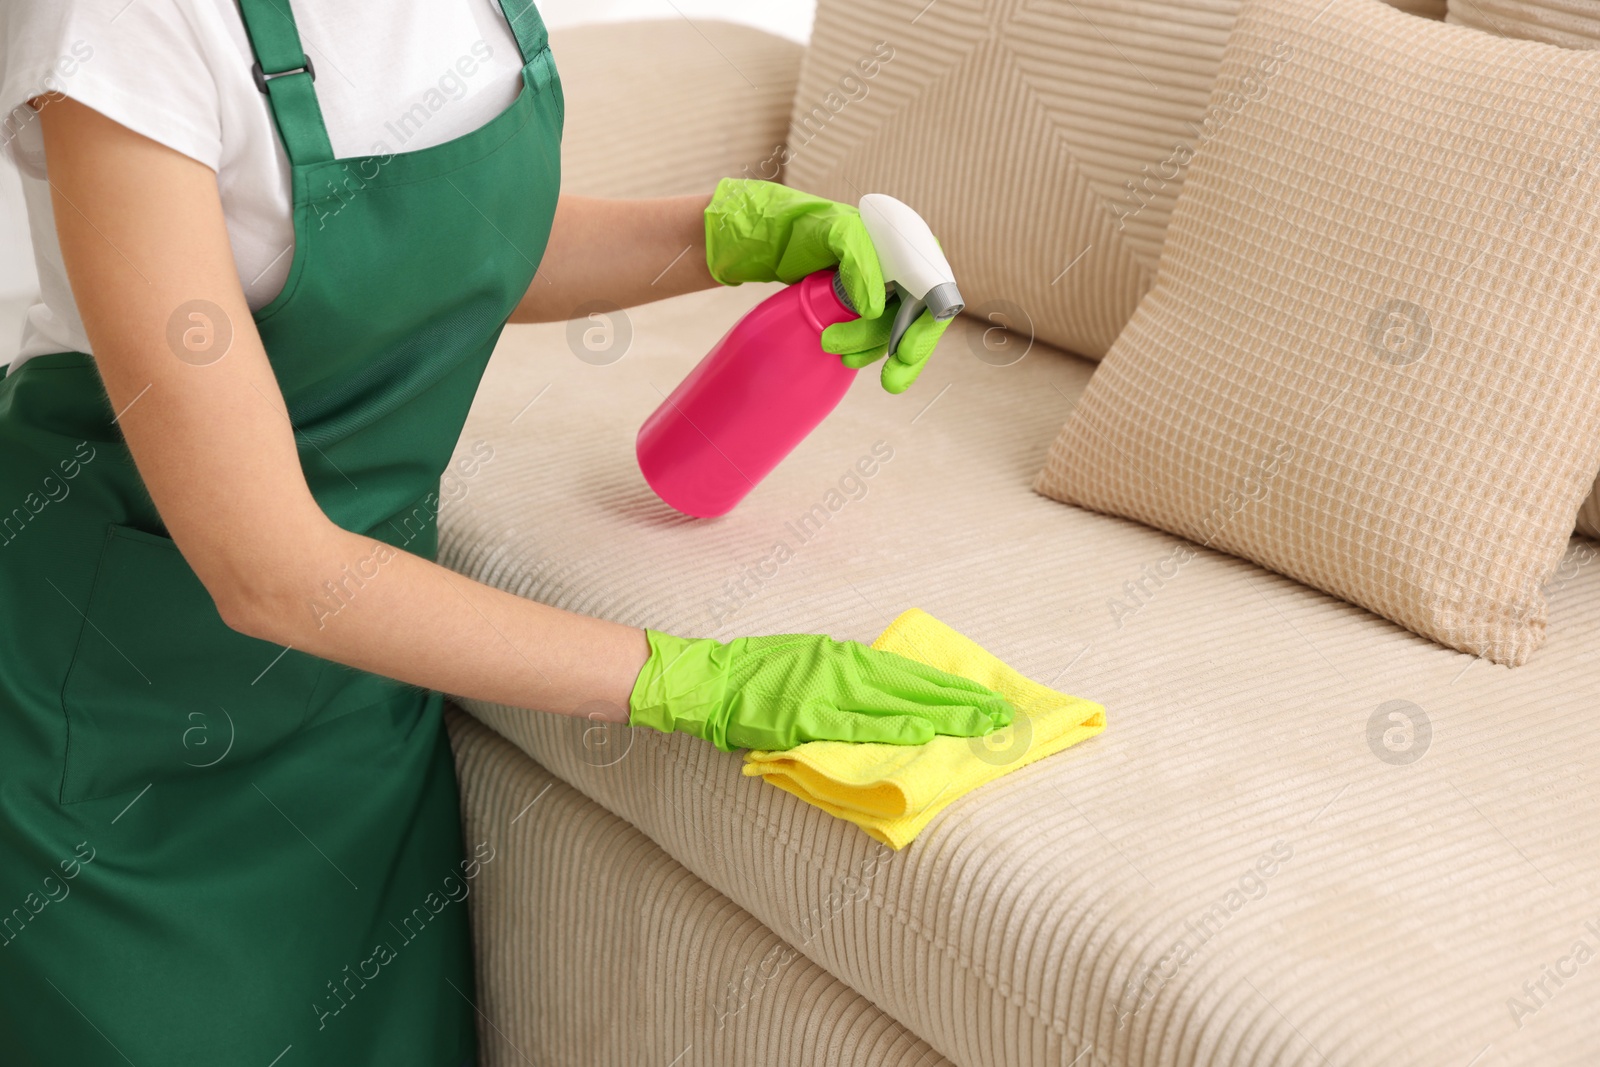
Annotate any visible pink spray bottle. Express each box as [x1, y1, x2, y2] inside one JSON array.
[[637, 194, 964, 518]]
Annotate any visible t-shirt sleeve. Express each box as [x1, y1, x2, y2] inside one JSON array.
[[0, 0, 226, 179]]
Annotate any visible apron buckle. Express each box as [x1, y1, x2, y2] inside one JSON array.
[[252, 55, 316, 93]]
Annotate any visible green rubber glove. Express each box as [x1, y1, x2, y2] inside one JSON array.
[[704, 177, 887, 323], [821, 297, 953, 394], [628, 630, 1015, 752]]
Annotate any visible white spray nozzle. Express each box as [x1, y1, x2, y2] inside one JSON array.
[[857, 193, 963, 358]]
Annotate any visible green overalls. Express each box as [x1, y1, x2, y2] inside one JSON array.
[[0, 0, 561, 1061]]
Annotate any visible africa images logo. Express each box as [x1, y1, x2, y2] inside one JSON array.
[[310, 842, 495, 1031]]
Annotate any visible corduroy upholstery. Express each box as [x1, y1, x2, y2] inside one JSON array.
[[1449, 0, 1600, 47], [552, 19, 804, 200], [448, 708, 954, 1067], [782, 0, 1444, 363], [442, 10, 1600, 1067], [447, 278, 1600, 1066]]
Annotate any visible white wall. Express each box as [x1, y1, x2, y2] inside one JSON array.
[[0, 0, 815, 363], [538, 0, 814, 43]]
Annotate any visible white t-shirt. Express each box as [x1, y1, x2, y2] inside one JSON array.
[[0, 0, 527, 373]]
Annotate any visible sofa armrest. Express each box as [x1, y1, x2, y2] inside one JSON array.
[[548, 19, 805, 199]]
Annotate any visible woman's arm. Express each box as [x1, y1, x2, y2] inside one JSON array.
[[509, 193, 717, 323], [40, 96, 647, 721]]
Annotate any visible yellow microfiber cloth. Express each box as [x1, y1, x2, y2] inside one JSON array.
[[742, 608, 1106, 849]]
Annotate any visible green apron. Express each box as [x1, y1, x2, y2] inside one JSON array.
[[0, 0, 561, 1061]]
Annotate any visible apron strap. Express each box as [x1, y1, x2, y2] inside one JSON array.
[[495, 0, 552, 67], [233, 0, 551, 167], [234, 0, 335, 166]]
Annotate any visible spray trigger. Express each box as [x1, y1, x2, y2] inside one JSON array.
[[886, 284, 923, 359], [857, 194, 964, 360]]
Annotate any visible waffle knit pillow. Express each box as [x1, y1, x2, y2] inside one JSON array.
[[781, 0, 1444, 362], [1444, 1, 1600, 537], [1034, 0, 1600, 666]]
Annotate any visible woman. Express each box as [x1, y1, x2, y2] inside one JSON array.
[[0, 1, 1010, 1062]]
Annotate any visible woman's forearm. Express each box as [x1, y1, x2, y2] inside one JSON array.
[[278, 194, 715, 709], [40, 97, 650, 727], [285, 193, 716, 710], [511, 193, 717, 323], [233, 519, 649, 722]]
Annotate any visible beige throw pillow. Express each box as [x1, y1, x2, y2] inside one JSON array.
[[1034, 0, 1600, 666], [782, 0, 1444, 362], [1445, 2, 1600, 538]]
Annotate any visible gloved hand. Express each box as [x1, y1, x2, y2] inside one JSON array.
[[704, 177, 887, 320], [628, 629, 1014, 752], [703, 178, 957, 395], [820, 297, 953, 395]]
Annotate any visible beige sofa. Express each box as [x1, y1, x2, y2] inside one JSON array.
[[442, 6, 1600, 1065]]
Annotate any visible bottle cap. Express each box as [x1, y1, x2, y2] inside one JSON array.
[[831, 270, 857, 315]]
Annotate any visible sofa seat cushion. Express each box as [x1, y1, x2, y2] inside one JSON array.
[[448, 708, 954, 1067], [444, 283, 1600, 1066]]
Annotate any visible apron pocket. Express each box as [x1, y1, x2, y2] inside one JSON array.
[[59, 524, 327, 804]]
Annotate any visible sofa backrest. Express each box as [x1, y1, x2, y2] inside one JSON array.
[[549, 20, 804, 199], [783, 0, 1445, 361], [1447, 0, 1600, 48]]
